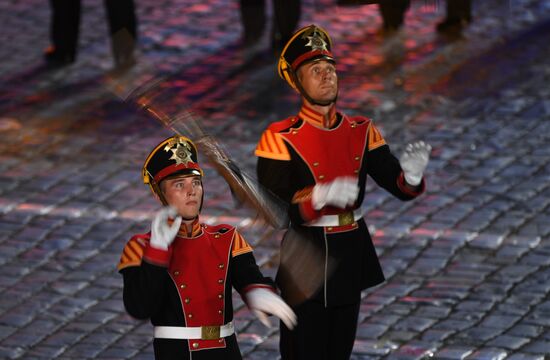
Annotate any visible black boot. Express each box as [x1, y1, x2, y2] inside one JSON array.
[[46, 0, 79, 67], [378, 0, 410, 35], [44, 45, 75, 67], [105, 0, 137, 69], [436, 0, 471, 37], [240, 0, 266, 46]]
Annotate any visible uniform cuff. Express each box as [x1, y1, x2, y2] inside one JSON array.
[[143, 244, 171, 267], [397, 172, 425, 196], [242, 283, 276, 294], [299, 200, 323, 222], [241, 284, 277, 306]]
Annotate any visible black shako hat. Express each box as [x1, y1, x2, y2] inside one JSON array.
[[277, 24, 335, 90], [142, 136, 203, 201]]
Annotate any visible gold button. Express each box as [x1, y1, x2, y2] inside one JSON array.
[[185, 298, 190, 304], [218, 310, 223, 314], [218, 279, 224, 284], [351, 122, 357, 128], [327, 227, 333, 231], [173, 271, 179, 276], [192, 342, 199, 349], [218, 294, 223, 299], [354, 156, 360, 161], [214, 234, 220, 239], [354, 169, 359, 174], [218, 263, 224, 269], [180, 284, 186, 289], [292, 130, 298, 135], [219, 339, 224, 343], [313, 162, 319, 167], [319, 175, 325, 180], [188, 313, 193, 318]]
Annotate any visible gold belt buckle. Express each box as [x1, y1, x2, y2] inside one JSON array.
[[201, 325, 221, 340], [338, 211, 354, 226]]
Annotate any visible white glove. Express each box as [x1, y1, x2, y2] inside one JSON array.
[[150, 207, 182, 250], [399, 141, 432, 186], [246, 288, 297, 330], [311, 176, 359, 210]]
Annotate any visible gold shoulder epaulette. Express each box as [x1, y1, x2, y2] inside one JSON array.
[[117, 235, 149, 271], [231, 231, 253, 257], [255, 129, 291, 161], [367, 122, 386, 151]]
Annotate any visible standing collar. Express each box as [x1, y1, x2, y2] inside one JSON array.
[[177, 217, 202, 237], [299, 103, 337, 129]]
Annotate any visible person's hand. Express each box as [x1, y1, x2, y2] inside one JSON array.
[[311, 177, 359, 210], [150, 207, 182, 250], [399, 141, 432, 186], [246, 288, 297, 330]]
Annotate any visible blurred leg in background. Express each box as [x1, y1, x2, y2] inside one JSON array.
[[240, 0, 300, 55], [272, 0, 301, 52], [240, 0, 267, 46], [46, 0, 137, 69], [436, 0, 472, 37], [105, 0, 137, 69], [378, 0, 410, 35], [45, 0, 80, 66]]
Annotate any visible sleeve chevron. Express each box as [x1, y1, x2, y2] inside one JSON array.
[[255, 129, 291, 160], [367, 122, 386, 151], [292, 186, 314, 204], [117, 235, 148, 271], [231, 231, 253, 257]]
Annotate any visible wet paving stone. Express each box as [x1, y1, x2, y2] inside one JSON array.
[[487, 335, 531, 351], [520, 339, 550, 355], [388, 341, 439, 359], [505, 354, 546, 360], [353, 339, 399, 356], [434, 346, 476, 359], [466, 348, 508, 360], [24, 345, 69, 359], [421, 328, 456, 343], [357, 323, 389, 340], [393, 316, 438, 333], [479, 314, 522, 330]]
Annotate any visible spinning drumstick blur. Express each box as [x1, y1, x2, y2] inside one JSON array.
[[105, 70, 334, 305]]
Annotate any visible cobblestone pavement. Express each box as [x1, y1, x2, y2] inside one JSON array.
[[0, 0, 549, 359]]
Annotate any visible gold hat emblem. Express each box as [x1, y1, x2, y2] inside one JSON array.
[[165, 138, 193, 166], [303, 27, 328, 52]]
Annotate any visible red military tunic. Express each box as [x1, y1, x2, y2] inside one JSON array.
[[118, 218, 274, 360], [256, 104, 425, 306]]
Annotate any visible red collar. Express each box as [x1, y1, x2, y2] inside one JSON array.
[[177, 217, 202, 237], [299, 104, 337, 129]]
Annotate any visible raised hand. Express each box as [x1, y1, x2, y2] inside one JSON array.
[[150, 206, 182, 250], [399, 141, 432, 186]]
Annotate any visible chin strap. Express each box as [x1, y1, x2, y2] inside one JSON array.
[[181, 216, 197, 222], [290, 68, 338, 107]]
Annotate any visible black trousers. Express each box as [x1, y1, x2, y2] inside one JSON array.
[[378, 0, 471, 30], [239, 0, 300, 47], [445, 0, 471, 23], [48, 0, 136, 60], [378, 0, 410, 30], [154, 334, 242, 360], [280, 300, 361, 360]]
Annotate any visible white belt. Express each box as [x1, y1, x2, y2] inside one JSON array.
[[304, 209, 363, 227], [154, 322, 234, 340]]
